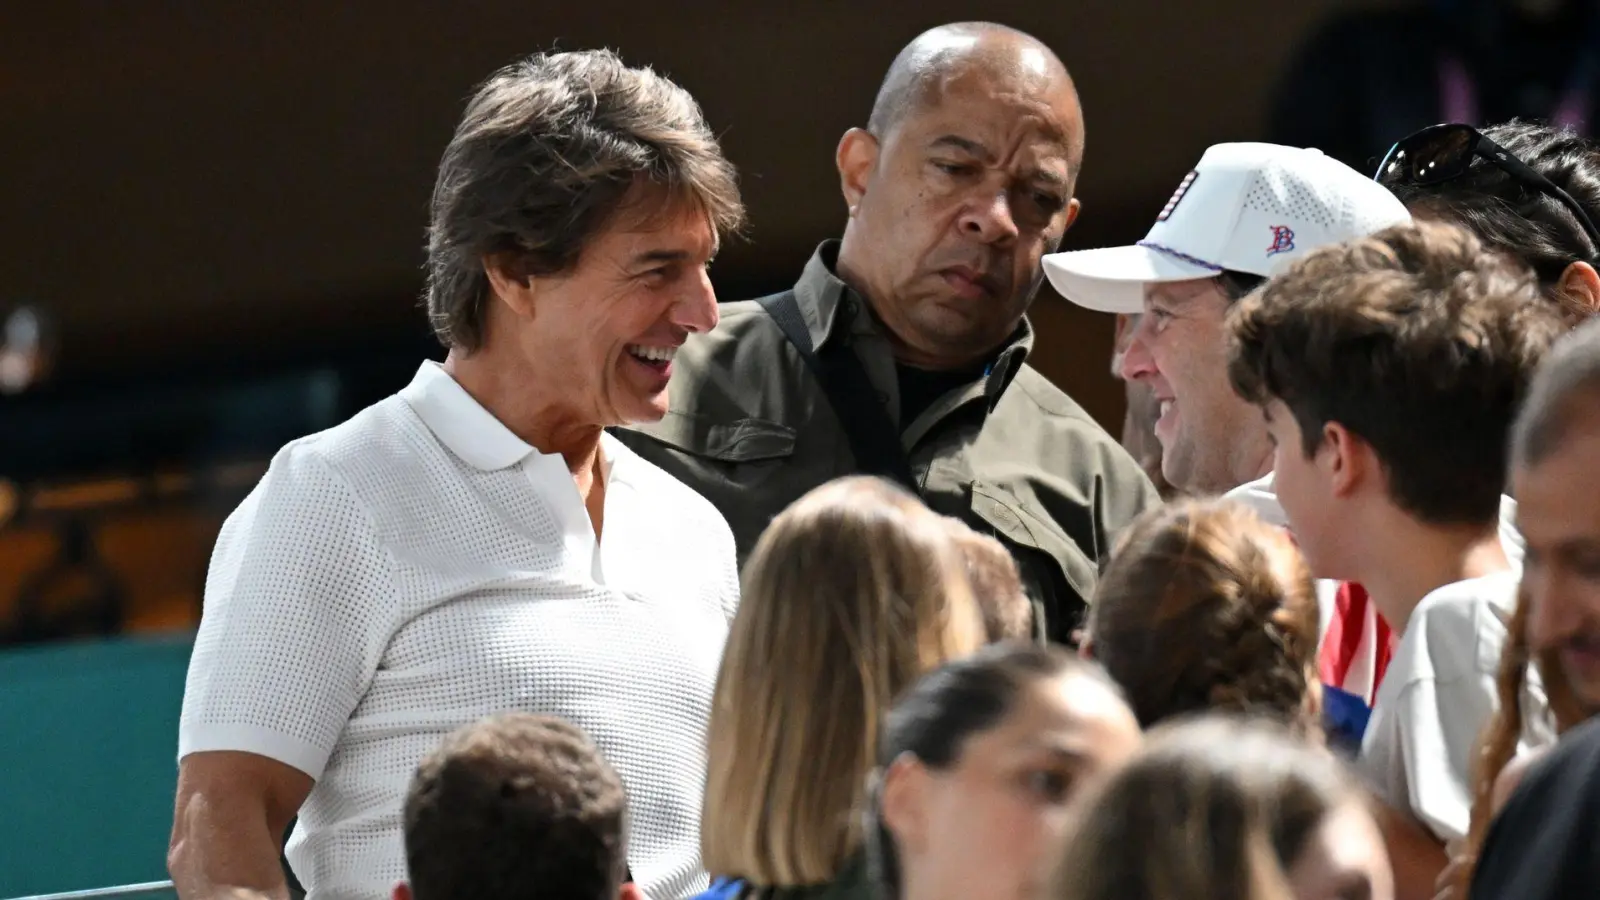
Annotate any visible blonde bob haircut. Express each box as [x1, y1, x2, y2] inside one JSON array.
[[701, 476, 985, 886]]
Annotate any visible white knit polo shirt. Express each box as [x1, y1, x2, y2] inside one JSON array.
[[179, 361, 739, 900]]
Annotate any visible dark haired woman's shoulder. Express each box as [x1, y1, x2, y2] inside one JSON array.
[[1471, 717, 1600, 898], [767, 855, 876, 900]]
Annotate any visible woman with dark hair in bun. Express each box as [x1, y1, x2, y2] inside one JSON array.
[[1083, 498, 1323, 738], [865, 642, 1141, 900]]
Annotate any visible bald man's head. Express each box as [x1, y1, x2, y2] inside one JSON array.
[[867, 22, 1083, 173], [833, 21, 1085, 371]]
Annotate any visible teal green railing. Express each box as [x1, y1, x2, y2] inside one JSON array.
[[4, 881, 177, 900], [0, 635, 193, 897]]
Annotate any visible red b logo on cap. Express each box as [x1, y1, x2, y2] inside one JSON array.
[[1266, 225, 1296, 256]]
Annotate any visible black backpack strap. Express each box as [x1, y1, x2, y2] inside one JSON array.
[[758, 292, 917, 489]]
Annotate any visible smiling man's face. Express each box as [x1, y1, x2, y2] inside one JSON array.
[[1516, 418, 1600, 714], [1116, 277, 1272, 495]]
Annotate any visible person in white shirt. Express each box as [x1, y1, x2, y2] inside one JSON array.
[[1039, 142, 1414, 748], [1226, 220, 1565, 899], [1041, 142, 1411, 499], [168, 49, 746, 900]]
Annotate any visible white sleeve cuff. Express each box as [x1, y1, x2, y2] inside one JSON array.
[[178, 722, 330, 781]]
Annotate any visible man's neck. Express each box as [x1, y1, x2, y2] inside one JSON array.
[[1351, 513, 1510, 634], [442, 348, 603, 478], [1185, 448, 1274, 498], [1246, 449, 1275, 486]]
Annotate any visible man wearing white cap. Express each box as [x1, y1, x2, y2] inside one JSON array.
[[1043, 143, 1412, 748], [1044, 142, 1412, 497]]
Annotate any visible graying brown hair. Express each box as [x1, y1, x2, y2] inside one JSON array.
[[424, 49, 746, 351]]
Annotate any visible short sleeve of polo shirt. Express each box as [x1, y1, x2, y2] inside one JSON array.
[[1361, 673, 1492, 841], [178, 444, 396, 780], [1358, 573, 1517, 842]]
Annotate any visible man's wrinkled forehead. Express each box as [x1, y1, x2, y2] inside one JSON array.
[[893, 49, 1083, 170]]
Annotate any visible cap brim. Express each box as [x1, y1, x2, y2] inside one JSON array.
[[1042, 245, 1222, 314]]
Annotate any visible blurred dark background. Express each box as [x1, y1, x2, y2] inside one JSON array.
[[3, 0, 1597, 641]]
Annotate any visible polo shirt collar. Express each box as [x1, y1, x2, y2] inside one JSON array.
[[399, 361, 535, 471]]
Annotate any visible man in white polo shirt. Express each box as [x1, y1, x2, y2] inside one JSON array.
[[169, 51, 744, 900], [1041, 143, 1416, 749]]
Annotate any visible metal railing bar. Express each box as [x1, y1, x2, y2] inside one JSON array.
[[4, 880, 176, 900]]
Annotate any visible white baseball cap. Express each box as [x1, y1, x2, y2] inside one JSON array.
[[1041, 143, 1412, 314]]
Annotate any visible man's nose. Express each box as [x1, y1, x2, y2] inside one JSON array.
[[958, 190, 1020, 244], [672, 268, 719, 334], [1118, 321, 1158, 382]]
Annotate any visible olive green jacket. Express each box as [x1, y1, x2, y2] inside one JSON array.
[[612, 242, 1160, 640]]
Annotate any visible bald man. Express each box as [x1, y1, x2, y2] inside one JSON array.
[[614, 22, 1158, 643]]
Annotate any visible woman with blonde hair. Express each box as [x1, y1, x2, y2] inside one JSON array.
[[1053, 716, 1394, 900], [1084, 499, 1322, 737], [696, 476, 985, 900]]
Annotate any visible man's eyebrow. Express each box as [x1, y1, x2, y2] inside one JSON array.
[[929, 135, 1068, 188], [1031, 168, 1068, 188], [1040, 745, 1090, 766], [629, 249, 692, 266], [1151, 282, 1212, 308], [929, 134, 988, 156], [1554, 537, 1600, 557], [1027, 737, 1093, 765]]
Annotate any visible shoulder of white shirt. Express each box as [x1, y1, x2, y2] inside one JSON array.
[[1414, 569, 1521, 612]]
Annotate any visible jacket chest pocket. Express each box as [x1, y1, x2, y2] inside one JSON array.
[[612, 412, 803, 561], [969, 479, 1100, 645]]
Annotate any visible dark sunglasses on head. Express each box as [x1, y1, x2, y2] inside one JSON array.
[[1374, 122, 1600, 255]]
